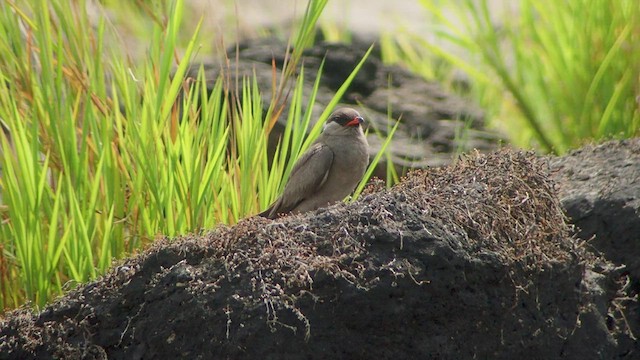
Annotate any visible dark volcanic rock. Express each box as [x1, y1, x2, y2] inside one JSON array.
[[550, 138, 640, 358], [550, 139, 640, 278], [0, 150, 618, 359]]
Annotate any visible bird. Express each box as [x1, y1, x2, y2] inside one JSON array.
[[259, 107, 369, 219]]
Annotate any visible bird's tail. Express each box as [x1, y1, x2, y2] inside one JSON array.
[[257, 207, 274, 219], [257, 201, 278, 219]]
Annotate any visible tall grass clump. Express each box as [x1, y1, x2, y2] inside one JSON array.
[[384, 0, 640, 154], [0, 0, 391, 312]]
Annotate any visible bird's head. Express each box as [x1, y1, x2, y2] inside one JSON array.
[[323, 108, 365, 135]]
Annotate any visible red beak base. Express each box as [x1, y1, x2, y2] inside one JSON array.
[[345, 116, 364, 127]]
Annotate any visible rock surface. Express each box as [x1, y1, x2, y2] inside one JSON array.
[[2, 143, 638, 359], [550, 139, 640, 358]]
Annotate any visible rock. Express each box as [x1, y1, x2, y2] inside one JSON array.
[[550, 139, 640, 278], [550, 138, 640, 357], [0, 149, 621, 359]]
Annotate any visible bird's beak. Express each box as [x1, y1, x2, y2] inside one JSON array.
[[346, 116, 364, 127]]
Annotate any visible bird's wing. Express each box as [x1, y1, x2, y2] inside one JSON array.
[[260, 142, 334, 218]]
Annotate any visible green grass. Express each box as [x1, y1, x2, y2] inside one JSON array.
[[381, 0, 640, 154], [0, 0, 394, 312]]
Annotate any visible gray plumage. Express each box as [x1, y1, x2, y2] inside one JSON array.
[[259, 108, 369, 219]]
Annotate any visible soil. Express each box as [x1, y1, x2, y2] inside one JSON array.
[[2, 142, 638, 359]]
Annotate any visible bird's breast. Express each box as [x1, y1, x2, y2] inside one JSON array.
[[324, 134, 369, 188]]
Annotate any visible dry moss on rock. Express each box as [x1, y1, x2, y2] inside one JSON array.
[[394, 149, 582, 269]]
